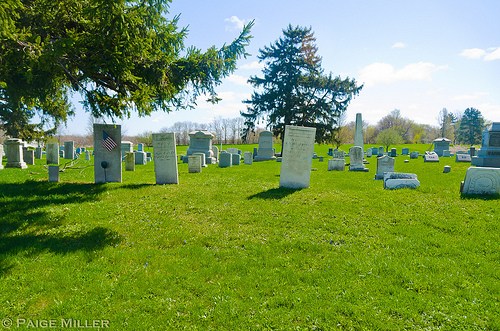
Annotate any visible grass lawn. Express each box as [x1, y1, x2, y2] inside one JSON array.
[[0, 144, 498, 330]]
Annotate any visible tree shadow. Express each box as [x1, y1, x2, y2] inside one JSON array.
[[248, 187, 303, 200], [0, 180, 126, 278]]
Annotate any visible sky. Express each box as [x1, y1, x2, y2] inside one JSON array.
[[64, 0, 500, 135]]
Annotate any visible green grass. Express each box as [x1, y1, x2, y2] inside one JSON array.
[[0, 145, 498, 330]]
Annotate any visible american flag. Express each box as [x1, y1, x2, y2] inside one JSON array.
[[102, 131, 117, 151]]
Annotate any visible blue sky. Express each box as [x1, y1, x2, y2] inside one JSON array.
[[65, 0, 500, 135]]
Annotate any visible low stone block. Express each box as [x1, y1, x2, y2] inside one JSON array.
[[460, 167, 500, 196]]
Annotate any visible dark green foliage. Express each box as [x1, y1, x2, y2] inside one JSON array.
[[457, 107, 485, 145], [0, 0, 253, 140], [241, 25, 362, 145]]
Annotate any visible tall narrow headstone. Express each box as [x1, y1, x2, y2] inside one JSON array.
[[254, 131, 276, 161], [48, 166, 59, 182], [354, 113, 364, 151], [35, 147, 43, 159], [137, 143, 144, 152], [349, 146, 368, 172], [93, 124, 122, 183], [125, 152, 135, 171], [244, 151, 253, 165], [46, 143, 60, 165], [279, 125, 316, 189], [121, 141, 133, 159], [152, 133, 178, 184], [64, 141, 75, 159], [4, 138, 28, 169], [23, 148, 35, 165]]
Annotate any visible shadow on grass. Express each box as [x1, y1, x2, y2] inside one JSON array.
[[248, 187, 302, 200], [460, 193, 499, 200], [0, 180, 130, 277]]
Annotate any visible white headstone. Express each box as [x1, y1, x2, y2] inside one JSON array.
[[279, 125, 316, 189], [152, 133, 179, 184], [456, 154, 471, 162], [461, 167, 500, 195], [354, 113, 364, 151], [188, 155, 202, 173], [349, 146, 368, 171], [4, 138, 27, 169], [375, 155, 395, 180], [328, 158, 345, 171], [93, 124, 122, 183], [244, 151, 253, 165], [424, 152, 439, 162], [383, 172, 420, 190]]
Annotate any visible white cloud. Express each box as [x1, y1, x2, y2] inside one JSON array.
[[460, 47, 500, 61], [452, 92, 489, 101], [226, 74, 249, 86], [392, 42, 406, 49], [358, 62, 447, 87], [239, 61, 265, 70], [225, 16, 246, 30]]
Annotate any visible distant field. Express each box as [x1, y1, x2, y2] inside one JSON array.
[[0, 144, 498, 330]]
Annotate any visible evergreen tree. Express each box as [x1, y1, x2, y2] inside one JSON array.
[[241, 25, 362, 149], [457, 108, 485, 145]]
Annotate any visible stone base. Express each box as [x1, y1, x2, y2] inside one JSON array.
[[460, 167, 500, 196], [349, 166, 369, 172], [254, 155, 277, 162], [6, 162, 28, 169], [471, 156, 500, 168]]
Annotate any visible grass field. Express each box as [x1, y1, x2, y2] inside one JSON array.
[[0, 144, 498, 330]]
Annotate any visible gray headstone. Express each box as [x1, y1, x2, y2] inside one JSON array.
[[401, 148, 409, 155], [137, 143, 144, 152], [456, 154, 471, 162], [64, 141, 75, 159], [93, 124, 122, 183], [389, 148, 397, 157], [193, 152, 206, 167], [231, 153, 241, 165], [48, 165, 59, 182], [85, 150, 91, 161], [328, 158, 345, 171], [366, 148, 373, 157], [375, 155, 395, 180], [383, 172, 420, 190], [354, 113, 364, 151], [433, 138, 451, 157], [472, 122, 500, 168], [46, 143, 60, 165], [410, 151, 419, 159], [183, 131, 215, 164], [349, 146, 368, 171], [35, 147, 43, 159], [134, 151, 147, 165], [211, 146, 219, 162], [378, 146, 384, 157], [461, 167, 500, 195], [125, 152, 135, 171], [279, 125, 316, 189], [188, 155, 202, 173], [244, 151, 253, 165], [443, 165, 451, 173], [4, 138, 27, 169], [254, 131, 276, 161], [219, 152, 232, 168], [23, 148, 35, 165], [0, 145, 3, 170], [442, 150, 451, 157], [152, 133, 179, 184]]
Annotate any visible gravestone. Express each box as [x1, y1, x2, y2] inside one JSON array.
[[410, 151, 419, 159], [469, 146, 476, 157], [443, 165, 451, 173], [182, 131, 216, 164], [383, 172, 420, 190], [188, 155, 202, 173], [137, 143, 144, 152], [424, 151, 439, 162], [460, 167, 500, 195], [85, 150, 91, 161], [333, 150, 345, 159], [152, 133, 178, 184], [328, 148, 334, 156], [442, 150, 451, 157], [456, 154, 471, 162], [366, 148, 373, 157], [354, 113, 364, 151], [64, 141, 75, 159], [94, 124, 122, 183], [279, 125, 316, 189], [254, 130, 276, 161], [472, 122, 500, 168], [211, 146, 219, 162], [244, 151, 253, 165], [349, 146, 368, 172], [125, 152, 135, 171], [46, 143, 60, 165], [371, 147, 379, 155], [35, 147, 43, 159], [389, 148, 397, 157], [23, 148, 35, 165], [4, 138, 28, 169], [218, 151, 232, 168], [433, 138, 451, 157], [375, 155, 395, 180], [328, 159, 345, 171], [48, 166, 59, 182], [59, 150, 65, 158], [231, 153, 241, 165], [227, 148, 240, 155], [134, 151, 147, 165], [193, 152, 206, 167], [121, 141, 133, 159], [378, 146, 384, 157], [402, 148, 409, 155]]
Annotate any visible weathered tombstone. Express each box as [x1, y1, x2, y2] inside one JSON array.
[[443, 165, 451, 173], [279, 125, 316, 189], [375, 155, 395, 180], [328, 159, 345, 171], [371, 147, 379, 155], [211, 146, 219, 162], [328, 148, 334, 156], [152, 133, 178, 184], [125, 152, 135, 171], [389, 148, 397, 157], [354, 113, 364, 151], [4, 138, 28, 169], [137, 143, 144, 152], [46, 143, 60, 165], [35, 147, 43, 159], [433, 138, 451, 157], [383, 172, 420, 190], [93, 124, 122, 183], [134, 151, 147, 165], [349, 146, 368, 172], [22, 148, 35, 165], [424, 151, 439, 162], [410, 151, 419, 159], [333, 150, 345, 159], [121, 141, 133, 159], [188, 155, 202, 173], [456, 154, 471, 162], [469, 146, 476, 157], [227, 148, 240, 155], [254, 130, 276, 161], [48, 165, 59, 182], [59, 150, 65, 158], [442, 150, 451, 157], [460, 167, 500, 195], [193, 152, 206, 167], [85, 150, 91, 161], [401, 148, 409, 155], [182, 131, 216, 164], [472, 122, 500, 168], [244, 151, 253, 165], [63, 141, 75, 159], [218, 151, 232, 168], [366, 148, 373, 157], [231, 153, 241, 165], [378, 146, 384, 157]]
